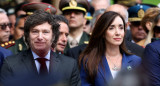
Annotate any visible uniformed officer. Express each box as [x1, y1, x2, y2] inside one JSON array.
[[0, 8, 15, 49], [59, 0, 90, 53], [128, 4, 150, 43], [7, 2, 57, 54]]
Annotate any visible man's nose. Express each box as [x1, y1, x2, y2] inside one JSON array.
[[37, 32, 43, 40], [62, 34, 67, 42], [5, 26, 11, 32], [70, 12, 76, 17], [138, 25, 143, 30]]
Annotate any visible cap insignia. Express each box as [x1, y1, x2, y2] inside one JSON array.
[[69, 0, 77, 7], [45, 6, 51, 13], [138, 9, 144, 18]]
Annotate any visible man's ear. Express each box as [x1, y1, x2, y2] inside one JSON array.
[[128, 22, 131, 26]]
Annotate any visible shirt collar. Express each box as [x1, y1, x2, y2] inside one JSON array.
[[67, 31, 83, 43], [32, 50, 51, 60]]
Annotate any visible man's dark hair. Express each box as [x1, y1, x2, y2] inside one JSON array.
[[53, 15, 69, 26], [24, 9, 60, 48]]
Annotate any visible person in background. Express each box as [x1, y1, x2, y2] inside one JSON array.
[[91, 0, 110, 11], [59, 0, 90, 53], [113, 0, 136, 9], [143, 14, 160, 85], [83, 9, 94, 35], [14, 2, 27, 17], [0, 9, 80, 86], [152, 13, 160, 39], [12, 15, 25, 40], [137, 7, 160, 47], [79, 11, 141, 86], [54, 15, 69, 54], [0, 8, 15, 49], [128, 4, 150, 43], [90, 8, 106, 30]]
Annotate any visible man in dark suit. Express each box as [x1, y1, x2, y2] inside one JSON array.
[[8, 2, 57, 55], [0, 46, 12, 67], [143, 40, 160, 86], [0, 10, 80, 86]]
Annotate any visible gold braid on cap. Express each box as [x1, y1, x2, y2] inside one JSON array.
[[62, 0, 87, 13]]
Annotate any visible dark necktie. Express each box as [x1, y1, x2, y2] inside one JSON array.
[[70, 39, 78, 48], [36, 58, 48, 75]]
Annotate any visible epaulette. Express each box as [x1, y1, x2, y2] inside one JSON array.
[[0, 41, 15, 49], [84, 41, 89, 44]]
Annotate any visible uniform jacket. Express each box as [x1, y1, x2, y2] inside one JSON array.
[[80, 53, 141, 86], [64, 32, 90, 54], [8, 37, 27, 55], [0, 49, 80, 86], [143, 40, 160, 86]]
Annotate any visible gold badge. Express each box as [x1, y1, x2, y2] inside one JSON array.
[[45, 6, 51, 13], [19, 44, 22, 51], [1, 44, 4, 47], [26, 12, 33, 15], [5, 42, 8, 46], [138, 9, 144, 18], [69, 0, 77, 7]]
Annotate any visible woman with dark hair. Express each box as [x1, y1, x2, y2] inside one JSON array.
[[79, 11, 141, 86]]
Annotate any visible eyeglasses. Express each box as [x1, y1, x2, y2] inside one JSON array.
[[0, 23, 12, 30]]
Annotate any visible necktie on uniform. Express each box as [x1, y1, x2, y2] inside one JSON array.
[[70, 39, 78, 48]]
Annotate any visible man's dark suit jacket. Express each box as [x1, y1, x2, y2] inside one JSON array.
[[143, 40, 160, 86], [65, 40, 144, 61], [0, 49, 80, 86], [0, 46, 12, 68], [0, 46, 12, 58]]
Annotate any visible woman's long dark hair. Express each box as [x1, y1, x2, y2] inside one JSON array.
[[79, 11, 131, 84]]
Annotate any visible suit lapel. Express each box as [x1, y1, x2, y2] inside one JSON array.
[[121, 53, 132, 71], [98, 56, 113, 84], [49, 51, 60, 75], [21, 49, 38, 75]]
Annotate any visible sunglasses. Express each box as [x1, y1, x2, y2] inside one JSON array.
[[153, 26, 160, 33], [0, 23, 12, 30], [131, 21, 141, 27]]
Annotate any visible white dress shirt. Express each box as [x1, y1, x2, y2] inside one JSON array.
[[32, 50, 50, 73]]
